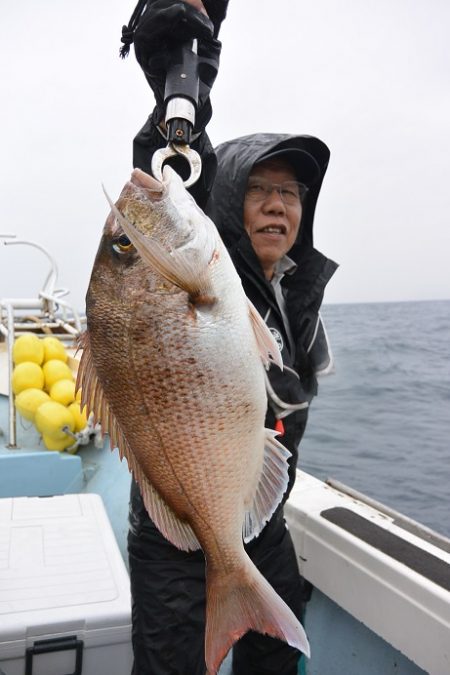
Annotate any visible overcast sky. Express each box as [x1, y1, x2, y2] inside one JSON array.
[[1, 0, 449, 313]]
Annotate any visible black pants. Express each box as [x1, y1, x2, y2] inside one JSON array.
[[128, 491, 308, 675]]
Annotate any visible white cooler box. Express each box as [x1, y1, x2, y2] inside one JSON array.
[[0, 493, 133, 675]]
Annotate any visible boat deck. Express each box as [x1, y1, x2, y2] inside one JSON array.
[[1, 392, 449, 674]]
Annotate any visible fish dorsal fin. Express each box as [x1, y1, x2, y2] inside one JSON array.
[[76, 332, 201, 552], [247, 299, 283, 370], [243, 429, 291, 542], [103, 186, 217, 304]]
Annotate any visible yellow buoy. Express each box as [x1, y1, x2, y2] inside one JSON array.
[[15, 388, 51, 421], [42, 336, 68, 363], [12, 362, 45, 394], [13, 334, 44, 365], [68, 401, 88, 432], [42, 360, 74, 391], [35, 400, 75, 440], [50, 379, 76, 406], [42, 433, 74, 452]]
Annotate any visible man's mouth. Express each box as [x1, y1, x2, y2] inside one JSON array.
[[256, 225, 287, 235]]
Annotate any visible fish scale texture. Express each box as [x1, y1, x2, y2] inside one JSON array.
[[87, 216, 268, 558], [128, 286, 266, 555], [81, 168, 309, 667]]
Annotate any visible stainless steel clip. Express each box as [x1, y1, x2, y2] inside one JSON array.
[[151, 142, 202, 188]]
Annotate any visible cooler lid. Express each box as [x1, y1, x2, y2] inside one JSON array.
[[0, 493, 131, 648]]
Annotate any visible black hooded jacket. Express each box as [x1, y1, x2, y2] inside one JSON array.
[[133, 126, 337, 501], [128, 130, 330, 673], [207, 133, 338, 498]]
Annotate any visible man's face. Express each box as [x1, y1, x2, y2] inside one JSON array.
[[243, 159, 303, 280]]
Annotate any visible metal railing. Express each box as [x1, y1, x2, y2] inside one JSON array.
[[0, 234, 84, 448]]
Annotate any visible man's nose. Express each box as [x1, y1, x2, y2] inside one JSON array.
[[262, 187, 286, 213]]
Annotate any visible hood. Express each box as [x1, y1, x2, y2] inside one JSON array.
[[207, 133, 330, 257]]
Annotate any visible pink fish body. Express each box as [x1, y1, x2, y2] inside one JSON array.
[[78, 167, 310, 672]]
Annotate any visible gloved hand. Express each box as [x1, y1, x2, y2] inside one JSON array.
[[121, 0, 229, 133], [201, 0, 229, 37]]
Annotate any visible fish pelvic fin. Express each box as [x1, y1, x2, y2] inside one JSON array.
[[205, 555, 310, 675], [103, 185, 217, 303], [243, 429, 291, 542], [76, 332, 200, 552], [247, 298, 283, 370]]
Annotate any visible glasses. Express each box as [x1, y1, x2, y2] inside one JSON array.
[[245, 177, 308, 205]]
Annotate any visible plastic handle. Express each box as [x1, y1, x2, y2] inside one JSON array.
[[164, 43, 199, 107], [25, 636, 84, 675], [164, 43, 199, 145]]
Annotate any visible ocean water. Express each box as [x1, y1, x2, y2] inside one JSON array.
[[299, 299, 450, 539]]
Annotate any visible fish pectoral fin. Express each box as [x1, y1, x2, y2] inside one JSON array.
[[247, 299, 283, 370], [103, 185, 216, 301], [76, 332, 201, 552], [243, 429, 291, 542], [205, 557, 310, 675]]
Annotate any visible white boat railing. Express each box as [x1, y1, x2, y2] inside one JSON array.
[[0, 234, 83, 448], [286, 470, 450, 675]]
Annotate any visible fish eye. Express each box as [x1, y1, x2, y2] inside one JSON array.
[[113, 234, 134, 254]]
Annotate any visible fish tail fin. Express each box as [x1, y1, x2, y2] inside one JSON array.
[[205, 556, 310, 675]]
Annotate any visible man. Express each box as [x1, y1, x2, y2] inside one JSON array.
[[121, 2, 337, 674]]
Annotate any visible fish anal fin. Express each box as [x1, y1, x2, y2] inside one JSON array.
[[247, 299, 283, 370], [205, 556, 310, 675], [131, 454, 201, 552], [243, 429, 291, 543], [76, 332, 200, 552]]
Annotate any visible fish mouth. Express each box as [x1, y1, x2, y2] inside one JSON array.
[[111, 169, 165, 223], [130, 168, 164, 199]]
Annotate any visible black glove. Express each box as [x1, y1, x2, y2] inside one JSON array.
[[120, 0, 227, 132], [201, 0, 229, 37]]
